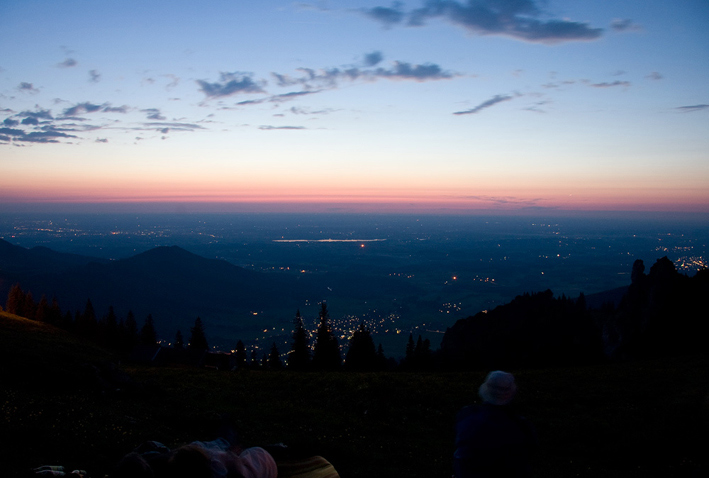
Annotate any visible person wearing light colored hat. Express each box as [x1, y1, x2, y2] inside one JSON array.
[[478, 371, 518, 406], [453, 371, 537, 478]]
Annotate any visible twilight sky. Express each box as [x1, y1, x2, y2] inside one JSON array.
[[1, 0, 708, 214]]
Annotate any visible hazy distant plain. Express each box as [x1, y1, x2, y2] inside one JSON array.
[[1, 212, 706, 356]]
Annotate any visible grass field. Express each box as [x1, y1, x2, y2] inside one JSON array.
[[1, 311, 707, 477]]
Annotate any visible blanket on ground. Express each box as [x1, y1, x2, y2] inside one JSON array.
[[32, 455, 340, 478], [276, 456, 340, 478]]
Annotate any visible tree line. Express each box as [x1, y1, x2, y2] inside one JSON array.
[[2, 286, 432, 371], [3, 284, 210, 357], [8, 256, 701, 372]]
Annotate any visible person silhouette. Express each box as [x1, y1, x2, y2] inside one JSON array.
[[453, 371, 537, 478]]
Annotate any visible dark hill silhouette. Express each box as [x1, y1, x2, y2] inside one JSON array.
[[603, 257, 709, 359], [440, 289, 602, 370], [0, 240, 424, 345], [584, 285, 627, 309], [440, 257, 708, 369], [0, 241, 318, 339], [0, 238, 107, 277]]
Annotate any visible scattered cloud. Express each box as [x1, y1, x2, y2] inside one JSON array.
[[57, 58, 78, 68], [523, 99, 551, 113], [676, 104, 709, 112], [237, 90, 323, 106], [60, 102, 130, 117], [62, 102, 106, 116], [295, 2, 330, 12], [0, 100, 202, 146], [375, 61, 455, 80], [197, 72, 266, 98], [0, 126, 77, 143], [18, 110, 54, 122], [103, 105, 129, 114], [610, 18, 642, 32], [258, 125, 307, 130], [140, 122, 205, 132], [18, 82, 39, 94], [89, 70, 101, 83], [363, 51, 384, 67], [163, 74, 180, 90], [288, 106, 336, 115], [142, 108, 166, 120], [453, 94, 513, 115], [590, 81, 630, 88], [362, 2, 405, 27], [362, 0, 603, 44], [646, 72, 663, 80], [272, 59, 455, 90]]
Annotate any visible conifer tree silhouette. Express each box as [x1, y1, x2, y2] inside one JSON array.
[[35, 295, 50, 322], [122, 310, 139, 351], [234, 340, 247, 369], [5, 284, 25, 316], [312, 302, 341, 371], [174, 330, 185, 350], [100, 305, 119, 349], [188, 317, 209, 351], [268, 342, 283, 370], [77, 299, 97, 337], [288, 309, 311, 370], [140, 314, 158, 346], [345, 323, 378, 371]]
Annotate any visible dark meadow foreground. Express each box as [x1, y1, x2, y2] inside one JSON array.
[[1, 311, 707, 477]]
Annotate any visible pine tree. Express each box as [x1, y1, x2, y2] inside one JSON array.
[[312, 302, 341, 371], [48, 296, 62, 325], [23, 291, 36, 320], [76, 299, 97, 337], [405, 333, 416, 364], [100, 306, 119, 349], [268, 343, 283, 370], [234, 340, 247, 369], [140, 314, 158, 346], [35, 295, 50, 322], [376, 343, 388, 370], [174, 330, 185, 350], [188, 317, 209, 351], [60, 310, 73, 330], [415, 337, 432, 369], [121, 310, 139, 352], [288, 309, 311, 370], [73, 310, 82, 333], [5, 284, 25, 316], [345, 323, 378, 371]]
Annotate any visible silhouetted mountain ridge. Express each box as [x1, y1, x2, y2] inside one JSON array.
[[0, 238, 107, 276], [440, 256, 708, 368], [0, 240, 314, 338]]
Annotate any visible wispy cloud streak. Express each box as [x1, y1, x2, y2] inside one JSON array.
[[676, 104, 709, 112], [454, 94, 512, 115]]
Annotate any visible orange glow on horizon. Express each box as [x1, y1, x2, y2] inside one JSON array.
[[2, 183, 708, 214]]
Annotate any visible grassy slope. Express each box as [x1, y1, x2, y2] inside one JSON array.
[[1, 311, 707, 477]]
